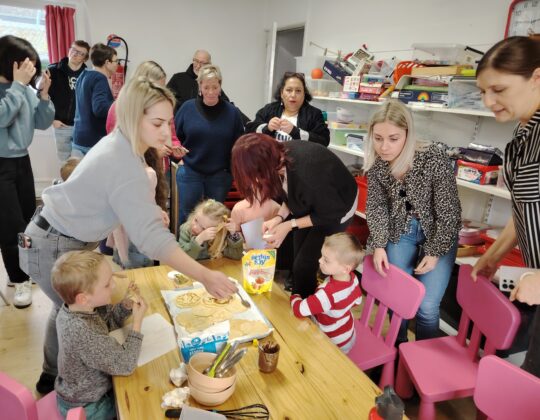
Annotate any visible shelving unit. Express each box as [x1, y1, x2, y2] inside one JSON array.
[[328, 142, 511, 200], [314, 96, 495, 118]]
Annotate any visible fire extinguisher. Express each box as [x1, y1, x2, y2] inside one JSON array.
[[106, 34, 128, 99]]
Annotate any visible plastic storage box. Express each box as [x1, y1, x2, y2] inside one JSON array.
[[305, 77, 341, 97], [448, 78, 488, 111], [330, 128, 366, 146], [411, 43, 483, 66]]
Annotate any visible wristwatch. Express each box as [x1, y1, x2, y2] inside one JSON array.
[[290, 218, 298, 231]]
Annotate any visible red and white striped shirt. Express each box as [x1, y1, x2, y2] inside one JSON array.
[[290, 273, 362, 352]]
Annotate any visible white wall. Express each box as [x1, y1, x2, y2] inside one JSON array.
[[81, 0, 267, 119]]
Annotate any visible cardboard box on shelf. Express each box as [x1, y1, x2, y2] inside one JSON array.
[[411, 65, 472, 77], [323, 60, 350, 85], [456, 160, 499, 185]]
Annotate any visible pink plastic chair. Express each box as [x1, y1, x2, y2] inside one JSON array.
[[395, 264, 521, 420], [347, 255, 426, 388], [474, 355, 540, 420], [0, 371, 85, 420]]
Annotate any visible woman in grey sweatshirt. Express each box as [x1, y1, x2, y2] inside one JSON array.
[[20, 76, 237, 394]]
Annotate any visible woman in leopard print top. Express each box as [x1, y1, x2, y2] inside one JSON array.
[[364, 100, 461, 341]]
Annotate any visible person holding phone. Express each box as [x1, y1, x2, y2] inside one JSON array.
[[0, 35, 54, 308]]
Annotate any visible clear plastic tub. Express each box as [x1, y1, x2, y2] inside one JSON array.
[[412, 43, 482, 66], [305, 77, 341, 97]]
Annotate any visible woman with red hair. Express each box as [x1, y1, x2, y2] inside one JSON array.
[[232, 133, 358, 297]]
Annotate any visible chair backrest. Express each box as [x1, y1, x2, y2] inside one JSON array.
[[456, 265, 521, 359], [0, 371, 39, 420], [66, 406, 86, 420], [359, 255, 426, 346], [474, 355, 540, 420]]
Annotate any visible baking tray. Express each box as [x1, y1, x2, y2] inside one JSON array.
[[161, 276, 273, 344]]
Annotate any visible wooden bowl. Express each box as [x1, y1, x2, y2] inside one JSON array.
[[187, 352, 236, 392]]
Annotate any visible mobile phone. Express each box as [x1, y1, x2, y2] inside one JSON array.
[[17, 233, 32, 249]]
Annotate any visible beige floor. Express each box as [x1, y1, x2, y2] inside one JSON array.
[[0, 257, 477, 419]]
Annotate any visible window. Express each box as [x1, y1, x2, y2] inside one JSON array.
[[0, 5, 48, 67]]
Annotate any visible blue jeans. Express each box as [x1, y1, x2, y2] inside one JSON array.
[[57, 391, 116, 420], [71, 143, 92, 158], [176, 164, 232, 225], [53, 126, 73, 162], [113, 241, 153, 269], [385, 217, 457, 341]]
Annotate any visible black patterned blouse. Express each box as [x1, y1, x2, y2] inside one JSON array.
[[366, 143, 462, 257]]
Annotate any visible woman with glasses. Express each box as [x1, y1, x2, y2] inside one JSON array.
[[365, 100, 461, 343], [174, 64, 244, 224], [20, 77, 237, 395], [473, 36, 540, 378], [246, 72, 329, 146], [0, 35, 54, 309]]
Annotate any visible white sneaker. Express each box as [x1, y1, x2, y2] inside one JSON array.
[[13, 280, 32, 309]]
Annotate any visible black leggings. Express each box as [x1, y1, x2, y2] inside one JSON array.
[[290, 219, 351, 298], [0, 155, 36, 283], [523, 305, 540, 378]]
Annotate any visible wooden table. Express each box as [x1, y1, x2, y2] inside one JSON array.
[[112, 259, 385, 420]]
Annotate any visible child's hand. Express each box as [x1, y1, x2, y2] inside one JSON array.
[[196, 227, 217, 244], [131, 296, 148, 332], [37, 69, 51, 97], [122, 281, 141, 309], [13, 58, 36, 86], [225, 220, 238, 234]]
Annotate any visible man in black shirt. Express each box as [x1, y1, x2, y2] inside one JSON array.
[[48, 40, 90, 162]]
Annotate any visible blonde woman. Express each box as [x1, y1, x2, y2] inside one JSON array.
[[365, 100, 461, 342], [20, 77, 236, 394], [174, 64, 244, 224]]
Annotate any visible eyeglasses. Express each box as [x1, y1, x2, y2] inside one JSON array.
[[193, 58, 210, 66], [69, 47, 87, 57], [284, 71, 305, 80], [399, 189, 413, 212]]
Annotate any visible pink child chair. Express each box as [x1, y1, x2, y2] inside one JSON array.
[[395, 264, 521, 420], [347, 255, 426, 388], [474, 355, 540, 420], [0, 371, 86, 420]]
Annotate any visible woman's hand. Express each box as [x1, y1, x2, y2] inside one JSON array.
[[202, 270, 237, 298], [13, 58, 36, 86], [373, 248, 389, 277], [280, 119, 294, 134], [196, 227, 217, 245], [171, 145, 187, 159], [161, 210, 170, 227], [471, 254, 499, 281], [264, 222, 290, 249], [263, 216, 282, 234], [37, 69, 51, 97], [268, 117, 281, 132], [510, 273, 540, 305], [414, 255, 439, 275], [53, 120, 67, 128]]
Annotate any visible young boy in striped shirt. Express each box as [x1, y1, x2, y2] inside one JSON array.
[[290, 232, 363, 353]]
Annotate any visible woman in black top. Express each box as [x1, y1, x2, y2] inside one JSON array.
[[246, 72, 329, 146], [231, 133, 357, 297], [474, 36, 540, 378]]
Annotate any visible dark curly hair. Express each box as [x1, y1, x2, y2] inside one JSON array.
[[273, 71, 312, 103]]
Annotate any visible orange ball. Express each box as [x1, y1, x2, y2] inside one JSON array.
[[311, 68, 323, 79]]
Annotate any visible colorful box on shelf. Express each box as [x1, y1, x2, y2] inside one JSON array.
[[343, 76, 361, 92], [456, 160, 499, 185], [397, 89, 448, 105], [339, 91, 360, 99], [323, 60, 350, 85]]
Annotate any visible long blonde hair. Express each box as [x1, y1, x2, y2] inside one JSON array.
[[187, 199, 230, 228], [115, 77, 175, 156], [131, 60, 166, 84], [363, 100, 427, 179]]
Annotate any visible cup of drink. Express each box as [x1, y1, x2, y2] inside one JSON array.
[[258, 341, 280, 373]]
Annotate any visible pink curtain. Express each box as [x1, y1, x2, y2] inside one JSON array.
[[45, 5, 76, 63]]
